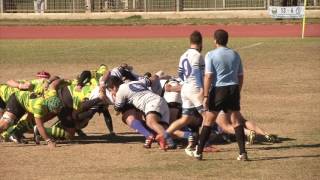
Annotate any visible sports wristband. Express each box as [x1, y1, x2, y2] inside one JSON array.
[[46, 139, 54, 143]]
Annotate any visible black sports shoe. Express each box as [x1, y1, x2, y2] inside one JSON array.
[[34, 126, 41, 145], [9, 133, 28, 144], [76, 129, 87, 137]]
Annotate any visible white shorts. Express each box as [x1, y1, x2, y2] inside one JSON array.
[[144, 97, 170, 124], [181, 84, 203, 109]]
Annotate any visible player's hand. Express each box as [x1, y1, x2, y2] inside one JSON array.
[[19, 83, 31, 90], [46, 139, 56, 148], [203, 97, 208, 111]]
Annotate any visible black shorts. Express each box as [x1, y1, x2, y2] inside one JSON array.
[[6, 94, 26, 120], [208, 85, 240, 113], [167, 102, 182, 109], [0, 97, 6, 110], [57, 86, 73, 109], [58, 107, 75, 128]]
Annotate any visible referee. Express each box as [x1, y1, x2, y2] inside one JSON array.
[[192, 29, 247, 161]]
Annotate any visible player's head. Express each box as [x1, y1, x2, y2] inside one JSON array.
[[77, 70, 91, 87], [46, 96, 63, 113], [36, 71, 51, 79], [214, 29, 228, 46], [106, 76, 123, 92], [190, 30, 203, 51]]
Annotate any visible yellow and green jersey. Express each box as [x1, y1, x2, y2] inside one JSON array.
[[90, 64, 107, 87], [67, 84, 93, 110], [14, 91, 56, 118], [29, 79, 49, 96], [0, 84, 19, 103], [66, 65, 107, 110]]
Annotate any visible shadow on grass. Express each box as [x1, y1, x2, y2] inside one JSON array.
[[252, 143, 320, 151], [250, 154, 320, 161], [59, 132, 145, 145], [253, 136, 296, 144]]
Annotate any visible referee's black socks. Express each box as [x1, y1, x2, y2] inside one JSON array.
[[234, 125, 246, 154], [197, 126, 211, 155]]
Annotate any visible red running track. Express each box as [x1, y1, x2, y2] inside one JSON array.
[[0, 24, 320, 39]]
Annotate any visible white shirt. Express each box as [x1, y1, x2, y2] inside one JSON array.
[[178, 48, 205, 89]]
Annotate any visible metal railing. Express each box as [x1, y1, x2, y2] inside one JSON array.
[[0, 0, 319, 13]]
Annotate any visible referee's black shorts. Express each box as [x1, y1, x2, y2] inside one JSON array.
[[208, 85, 241, 113]]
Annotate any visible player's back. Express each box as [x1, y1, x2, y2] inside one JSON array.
[[116, 80, 160, 112], [205, 47, 243, 87], [178, 48, 204, 89]]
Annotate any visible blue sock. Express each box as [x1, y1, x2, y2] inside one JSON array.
[[183, 131, 192, 139], [130, 119, 153, 138], [163, 131, 175, 147], [164, 131, 170, 139]]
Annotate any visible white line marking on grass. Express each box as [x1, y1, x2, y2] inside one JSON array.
[[238, 42, 264, 50]]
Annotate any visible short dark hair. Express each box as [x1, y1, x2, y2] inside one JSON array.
[[214, 29, 228, 46], [106, 76, 123, 89], [190, 30, 202, 45], [77, 70, 91, 86]]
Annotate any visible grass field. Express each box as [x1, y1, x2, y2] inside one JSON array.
[[0, 37, 319, 179]]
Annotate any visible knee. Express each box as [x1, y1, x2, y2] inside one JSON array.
[[0, 113, 15, 130]]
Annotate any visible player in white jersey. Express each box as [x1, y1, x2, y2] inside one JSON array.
[[106, 76, 172, 150], [165, 31, 206, 149], [160, 78, 183, 123], [99, 63, 139, 89]]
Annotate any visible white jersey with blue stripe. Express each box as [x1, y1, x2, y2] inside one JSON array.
[[114, 79, 160, 113], [178, 48, 205, 89]]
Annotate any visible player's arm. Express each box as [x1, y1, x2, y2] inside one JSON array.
[[7, 80, 31, 90], [191, 53, 204, 89], [237, 54, 244, 92], [113, 86, 127, 112], [44, 76, 61, 90], [99, 71, 111, 88], [177, 59, 185, 81], [34, 116, 56, 148], [203, 53, 215, 109]]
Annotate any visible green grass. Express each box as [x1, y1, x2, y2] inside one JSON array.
[[0, 38, 319, 179], [1, 17, 320, 26]]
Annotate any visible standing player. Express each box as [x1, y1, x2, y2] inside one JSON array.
[[188, 29, 248, 161], [166, 31, 206, 149]]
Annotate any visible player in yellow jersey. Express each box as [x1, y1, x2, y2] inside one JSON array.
[[0, 86, 63, 148], [6, 71, 51, 97], [1, 71, 57, 142]]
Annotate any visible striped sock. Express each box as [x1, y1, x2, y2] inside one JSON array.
[[1, 125, 15, 139], [11, 118, 34, 137], [45, 126, 69, 139]]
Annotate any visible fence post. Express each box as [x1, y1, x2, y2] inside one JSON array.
[[176, 0, 179, 12], [267, 0, 270, 9], [144, 0, 147, 12], [223, 0, 226, 8], [72, 0, 75, 12], [0, 0, 3, 13], [85, 0, 91, 12]]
